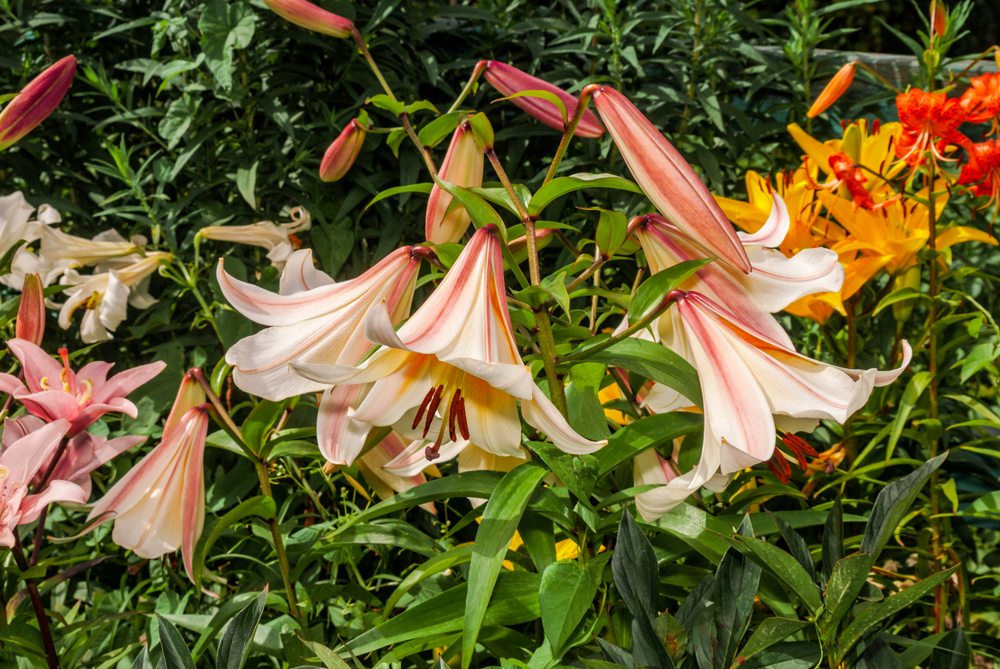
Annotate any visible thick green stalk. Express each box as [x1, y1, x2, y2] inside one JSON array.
[[542, 88, 596, 185], [254, 460, 301, 619]]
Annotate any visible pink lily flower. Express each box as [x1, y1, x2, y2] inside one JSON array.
[[425, 120, 485, 244], [320, 119, 367, 182], [87, 405, 210, 582], [261, 0, 353, 37], [291, 225, 605, 465], [0, 339, 166, 435], [197, 207, 312, 270], [0, 55, 76, 151], [218, 247, 429, 464], [588, 85, 751, 273], [0, 419, 86, 548], [481, 61, 604, 138], [632, 290, 910, 520]]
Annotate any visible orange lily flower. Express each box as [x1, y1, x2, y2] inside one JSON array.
[[894, 89, 972, 168], [960, 72, 1000, 135], [959, 139, 1000, 220]]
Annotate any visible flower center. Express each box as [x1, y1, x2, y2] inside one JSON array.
[[411, 372, 471, 461]]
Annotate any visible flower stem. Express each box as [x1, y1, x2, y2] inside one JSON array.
[[566, 255, 606, 293], [254, 460, 301, 620], [12, 532, 59, 669], [543, 88, 596, 185], [926, 157, 944, 630], [447, 61, 486, 114], [401, 112, 438, 179], [856, 61, 903, 95], [562, 295, 679, 363], [352, 28, 396, 102]]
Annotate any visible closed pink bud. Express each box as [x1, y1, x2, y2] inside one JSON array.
[[425, 121, 485, 244], [15, 273, 44, 345], [0, 55, 76, 151], [261, 0, 353, 37], [320, 119, 366, 182], [481, 61, 604, 138]]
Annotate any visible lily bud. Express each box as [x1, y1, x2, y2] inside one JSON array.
[[15, 273, 44, 345], [930, 0, 947, 38], [425, 121, 484, 245], [261, 0, 353, 38], [163, 369, 208, 437], [891, 265, 923, 323], [807, 62, 856, 119], [320, 118, 366, 182], [588, 85, 751, 273], [481, 61, 604, 138], [0, 55, 76, 151]]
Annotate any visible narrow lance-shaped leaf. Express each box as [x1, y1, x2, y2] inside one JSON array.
[[216, 588, 269, 669]]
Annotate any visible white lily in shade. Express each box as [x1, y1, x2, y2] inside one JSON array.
[[39, 225, 142, 268], [292, 225, 605, 465], [57, 252, 173, 343], [218, 247, 429, 464], [87, 405, 210, 582], [632, 290, 910, 521], [0, 192, 63, 288], [587, 85, 750, 273], [197, 207, 312, 270]]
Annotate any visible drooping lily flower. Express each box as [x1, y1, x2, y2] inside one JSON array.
[[0, 339, 166, 435], [197, 207, 312, 270], [218, 246, 428, 463], [292, 225, 605, 464], [633, 191, 844, 347], [425, 120, 485, 244], [320, 118, 367, 182], [57, 252, 173, 343], [633, 290, 910, 520], [960, 72, 1000, 135], [0, 192, 63, 289], [588, 85, 751, 272], [16, 273, 45, 345], [959, 139, 1000, 220], [39, 225, 141, 269], [87, 405, 210, 582], [894, 89, 972, 168], [806, 62, 856, 118], [0, 419, 85, 548], [261, 0, 353, 37], [0, 56, 76, 151], [480, 61, 604, 138]]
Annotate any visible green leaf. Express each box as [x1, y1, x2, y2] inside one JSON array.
[[129, 647, 153, 669], [767, 511, 817, 584], [468, 112, 494, 149], [737, 642, 821, 669], [199, 0, 255, 92], [540, 554, 609, 656], [158, 95, 201, 150], [242, 400, 288, 454], [528, 441, 600, 505], [822, 495, 845, 584], [594, 209, 629, 257], [595, 413, 702, 478], [156, 614, 197, 669], [236, 162, 258, 210], [382, 545, 475, 619], [299, 639, 351, 669], [929, 627, 971, 669], [886, 371, 934, 460], [873, 287, 932, 316], [528, 174, 643, 216], [860, 453, 946, 563], [628, 259, 712, 324], [216, 589, 268, 669], [404, 99, 440, 115], [435, 179, 507, 242], [346, 571, 541, 655], [367, 93, 406, 116], [540, 271, 571, 316], [193, 496, 276, 588], [736, 618, 810, 662], [714, 516, 761, 669], [496, 89, 568, 125], [613, 511, 674, 669], [418, 112, 464, 148], [0, 240, 26, 277], [820, 554, 871, 639], [366, 183, 434, 209], [347, 470, 503, 526], [463, 461, 549, 669], [835, 565, 959, 664], [733, 537, 822, 613]]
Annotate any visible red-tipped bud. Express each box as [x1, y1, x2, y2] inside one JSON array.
[[261, 0, 353, 38], [15, 273, 44, 345], [320, 119, 366, 182], [807, 62, 856, 119], [481, 61, 604, 138], [931, 0, 947, 37], [0, 56, 76, 151], [425, 121, 484, 244]]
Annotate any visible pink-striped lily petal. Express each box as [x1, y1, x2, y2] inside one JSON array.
[[279, 249, 335, 295], [590, 86, 751, 273], [261, 0, 353, 37], [19, 480, 88, 524], [736, 190, 790, 247]]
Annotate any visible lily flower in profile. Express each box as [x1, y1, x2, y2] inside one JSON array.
[[480, 61, 604, 138], [0, 55, 76, 151], [87, 405, 210, 582], [0, 419, 85, 548], [16, 273, 45, 345], [959, 139, 1000, 220], [57, 252, 173, 343], [425, 120, 484, 244], [197, 207, 312, 270], [0, 339, 166, 435], [292, 225, 605, 465], [806, 62, 856, 118], [588, 85, 751, 273], [632, 290, 910, 521], [261, 0, 353, 37], [0, 192, 63, 289], [320, 118, 367, 182], [39, 225, 141, 269], [960, 72, 1000, 135], [218, 246, 428, 464]]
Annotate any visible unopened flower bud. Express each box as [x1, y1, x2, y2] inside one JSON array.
[[15, 273, 44, 345], [261, 0, 353, 38], [807, 62, 856, 119], [930, 0, 947, 38], [425, 121, 484, 245], [320, 119, 366, 182], [891, 265, 923, 324], [0, 56, 76, 151]]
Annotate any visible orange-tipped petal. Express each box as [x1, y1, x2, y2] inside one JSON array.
[[807, 62, 856, 119], [590, 86, 751, 273], [0, 55, 76, 151], [320, 119, 366, 182], [481, 61, 604, 138], [15, 273, 44, 345], [261, 0, 353, 37]]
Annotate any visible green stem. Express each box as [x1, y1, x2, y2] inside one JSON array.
[[12, 532, 58, 669], [447, 61, 486, 114], [542, 87, 596, 185], [401, 112, 438, 179], [565, 255, 606, 293], [352, 28, 396, 102], [856, 61, 904, 95], [254, 460, 301, 619], [562, 295, 679, 363]]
